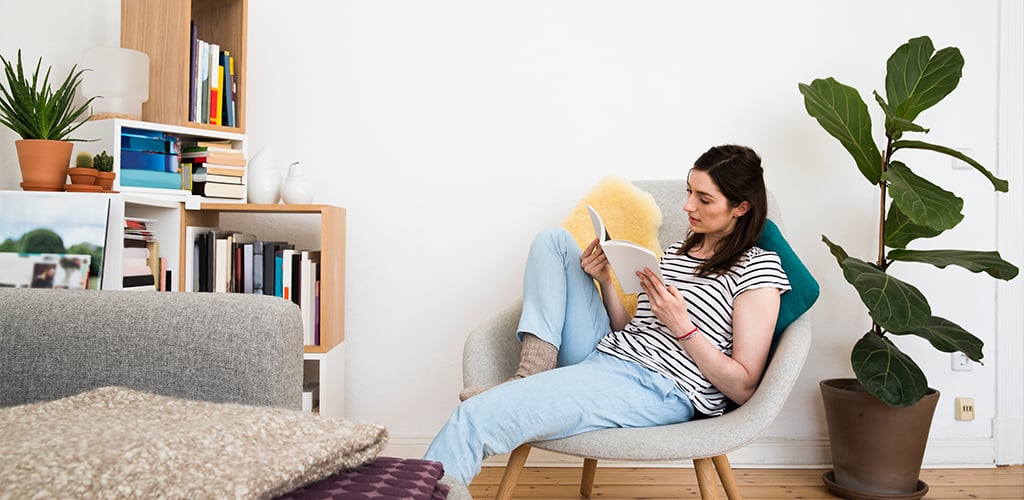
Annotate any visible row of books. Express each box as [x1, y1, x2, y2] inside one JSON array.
[[189, 21, 239, 128], [185, 227, 321, 346], [123, 217, 170, 291]]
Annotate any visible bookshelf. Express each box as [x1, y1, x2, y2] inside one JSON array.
[[73, 118, 246, 197], [121, 0, 247, 132], [181, 203, 347, 417], [179, 203, 347, 354]]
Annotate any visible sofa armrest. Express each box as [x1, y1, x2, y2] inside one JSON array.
[[0, 289, 303, 410]]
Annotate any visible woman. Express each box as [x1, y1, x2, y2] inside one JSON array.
[[425, 144, 790, 486]]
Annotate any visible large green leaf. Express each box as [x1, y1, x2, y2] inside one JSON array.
[[888, 248, 1020, 280], [799, 78, 883, 184], [852, 331, 929, 407], [885, 36, 963, 122], [824, 236, 931, 332], [882, 161, 964, 232], [893, 139, 1009, 192], [888, 316, 984, 362], [884, 203, 942, 248]]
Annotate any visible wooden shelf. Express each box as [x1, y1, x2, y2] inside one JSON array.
[[121, 0, 247, 132], [180, 203, 346, 354]]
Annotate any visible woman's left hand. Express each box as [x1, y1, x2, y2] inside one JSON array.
[[637, 268, 692, 334]]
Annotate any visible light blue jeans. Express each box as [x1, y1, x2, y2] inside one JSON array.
[[424, 228, 695, 484]]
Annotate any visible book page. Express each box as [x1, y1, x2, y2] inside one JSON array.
[[602, 241, 662, 294], [586, 204, 610, 241]]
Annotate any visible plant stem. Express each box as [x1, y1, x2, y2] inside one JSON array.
[[878, 144, 890, 269], [873, 138, 894, 336]]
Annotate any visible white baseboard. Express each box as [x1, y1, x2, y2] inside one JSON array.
[[384, 435, 996, 468], [994, 417, 1024, 465]]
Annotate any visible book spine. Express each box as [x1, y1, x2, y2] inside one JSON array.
[[200, 41, 209, 124], [275, 250, 285, 297], [189, 21, 197, 122], [252, 241, 263, 294], [242, 242, 253, 294]]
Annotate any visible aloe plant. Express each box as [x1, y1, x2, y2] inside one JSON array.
[[0, 50, 95, 141], [799, 36, 1019, 408]]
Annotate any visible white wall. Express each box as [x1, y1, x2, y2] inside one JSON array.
[[2, 0, 1020, 466]]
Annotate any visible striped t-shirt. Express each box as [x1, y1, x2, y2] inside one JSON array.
[[596, 242, 791, 416]]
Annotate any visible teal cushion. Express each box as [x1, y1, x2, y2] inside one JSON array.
[[756, 218, 819, 342]]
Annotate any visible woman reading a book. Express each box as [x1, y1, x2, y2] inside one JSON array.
[[425, 144, 790, 486]]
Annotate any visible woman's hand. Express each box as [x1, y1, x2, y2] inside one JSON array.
[[583, 239, 631, 331], [637, 267, 693, 335], [581, 238, 613, 285]]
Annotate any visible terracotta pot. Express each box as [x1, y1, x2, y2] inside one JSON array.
[[820, 378, 939, 499], [68, 167, 98, 185], [15, 139, 73, 191], [95, 171, 116, 191]]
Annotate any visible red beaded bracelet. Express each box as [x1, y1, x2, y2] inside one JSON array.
[[676, 326, 699, 342]]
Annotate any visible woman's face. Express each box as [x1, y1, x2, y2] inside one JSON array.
[[684, 169, 747, 239]]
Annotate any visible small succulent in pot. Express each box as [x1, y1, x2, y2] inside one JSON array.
[[74, 151, 94, 168], [93, 150, 113, 172]]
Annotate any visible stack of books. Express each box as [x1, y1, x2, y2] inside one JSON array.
[[122, 217, 164, 291], [118, 128, 183, 191], [183, 140, 247, 199]]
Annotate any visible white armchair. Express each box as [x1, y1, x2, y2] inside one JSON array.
[[461, 179, 816, 499]]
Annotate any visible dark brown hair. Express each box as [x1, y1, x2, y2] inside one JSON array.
[[677, 144, 767, 276]]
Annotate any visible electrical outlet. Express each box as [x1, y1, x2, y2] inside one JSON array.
[[951, 351, 973, 371], [951, 147, 974, 170], [955, 397, 975, 421]]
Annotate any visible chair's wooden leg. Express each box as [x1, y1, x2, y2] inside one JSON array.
[[693, 457, 721, 500], [579, 458, 598, 497], [712, 454, 742, 500], [495, 444, 532, 500]]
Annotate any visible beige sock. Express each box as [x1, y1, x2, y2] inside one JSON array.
[[459, 333, 558, 401]]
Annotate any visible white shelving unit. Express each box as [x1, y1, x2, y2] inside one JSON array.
[[5, 117, 345, 417], [72, 118, 247, 199]]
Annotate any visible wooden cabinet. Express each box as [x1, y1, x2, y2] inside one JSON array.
[[181, 203, 347, 417], [180, 203, 347, 354], [121, 0, 247, 132]]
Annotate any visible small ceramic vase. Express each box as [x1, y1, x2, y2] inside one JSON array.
[[281, 162, 314, 204], [246, 148, 282, 204]]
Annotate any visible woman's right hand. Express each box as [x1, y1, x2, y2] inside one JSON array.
[[581, 238, 613, 285]]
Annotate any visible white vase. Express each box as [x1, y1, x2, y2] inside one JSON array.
[[246, 148, 282, 204], [281, 162, 314, 204]]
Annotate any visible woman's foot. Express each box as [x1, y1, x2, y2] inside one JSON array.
[[459, 333, 557, 401]]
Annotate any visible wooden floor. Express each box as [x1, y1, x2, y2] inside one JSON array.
[[467, 465, 1024, 499]]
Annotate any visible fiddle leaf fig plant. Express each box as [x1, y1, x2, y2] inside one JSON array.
[[798, 36, 1019, 408]]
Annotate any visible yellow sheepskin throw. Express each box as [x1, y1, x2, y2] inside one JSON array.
[[561, 176, 663, 316]]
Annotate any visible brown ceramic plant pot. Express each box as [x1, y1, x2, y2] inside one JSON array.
[[16, 139, 73, 191], [68, 167, 98, 185], [820, 378, 939, 500], [95, 171, 116, 191]]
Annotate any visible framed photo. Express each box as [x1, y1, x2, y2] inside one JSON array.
[[0, 193, 111, 289]]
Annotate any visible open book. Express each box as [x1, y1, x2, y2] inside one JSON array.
[[587, 204, 663, 294]]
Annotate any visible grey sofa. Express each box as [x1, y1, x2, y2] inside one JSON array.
[[0, 288, 304, 409], [0, 288, 470, 500]]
